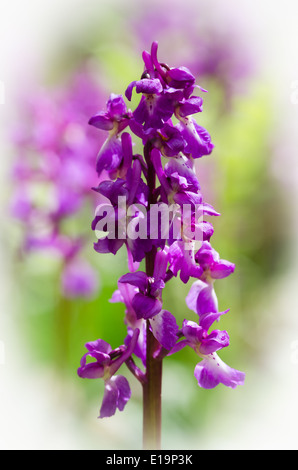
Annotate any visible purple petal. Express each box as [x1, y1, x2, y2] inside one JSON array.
[[111, 375, 131, 411], [126, 237, 153, 264], [128, 118, 146, 139], [99, 379, 119, 418], [77, 361, 105, 379], [153, 92, 178, 124], [120, 132, 133, 175], [133, 96, 164, 130], [195, 241, 218, 266], [168, 241, 203, 284], [108, 328, 140, 377], [112, 283, 139, 326], [125, 81, 137, 101], [196, 283, 218, 316], [119, 271, 148, 291], [85, 338, 112, 354], [106, 94, 127, 119], [160, 124, 185, 157], [148, 278, 165, 297], [177, 118, 214, 159], [173, 191, 203, 208], [77, 337, 112, 379], [186, 280, 218, 316], [142, 49, 154, 73], [88, 112, 114, 131], [164, 156, 200, 192], [194, 354, 245, 389], [169, 339, 189, 355], [185, 279, 206, 312], [181, 320, 203, 344], [126, 159, 142, 206], [93, 238, 125, 256], [178, 96, 203, 117], [149, 310, 179, 350], [150, 41, 166, 78], [151, 148, 172, 195], [199, 221, 214, 241], [167, 67, 195, 89], [199, 330, 230, 355], [96, 135, 123, 176], [153, 248, 169, 281], [199, 309, 229, 332], [135, 78, 163, 95], [125, 323, 146, 366], [94, 178, 127, 205], [132, 293, 162, 319], [210, 260, 235, 279], [192, 121, 214, 156], [201, 203, 221, 217], [109, 289, 123, 304], [112, 281, 136, 308]]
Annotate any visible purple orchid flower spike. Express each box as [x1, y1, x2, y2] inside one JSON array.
[[77, 41, 245, 448]]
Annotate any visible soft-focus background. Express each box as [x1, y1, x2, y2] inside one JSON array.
[[1, 0, 298, 450]]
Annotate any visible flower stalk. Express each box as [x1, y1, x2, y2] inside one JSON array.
[[142, 146, 162, 449], [142, 323, 162, 449]]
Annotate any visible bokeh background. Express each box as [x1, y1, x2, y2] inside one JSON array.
[[1, 0, 298, 450]]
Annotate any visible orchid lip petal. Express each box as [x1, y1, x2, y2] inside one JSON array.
[[99, 375, 131, 418], [194, 354, 245, 389], [149, 310, 179, 350]]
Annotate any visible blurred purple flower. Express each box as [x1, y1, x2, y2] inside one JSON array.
[[11, 65, 106, 298], [61, 258, 99, 299]]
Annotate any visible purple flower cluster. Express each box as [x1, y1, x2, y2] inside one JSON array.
[[78, 42, 244, 418], [11, 68, 104, 299]]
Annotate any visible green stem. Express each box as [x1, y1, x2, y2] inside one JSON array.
[[55, 295, 72, 370], [142, 142, 163, 450], [142, 318, 163, 449]]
